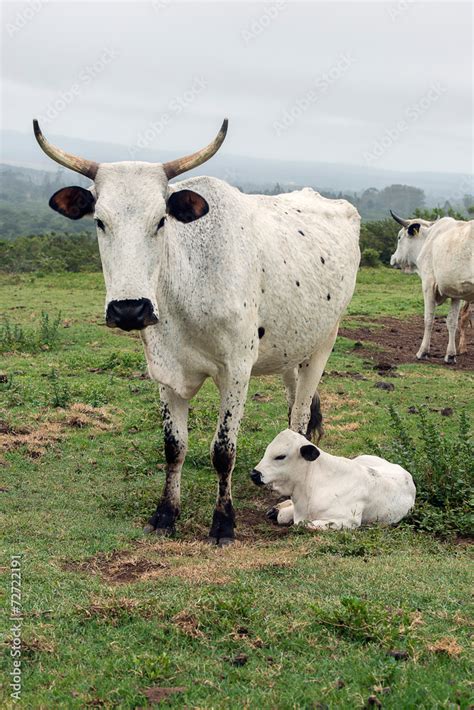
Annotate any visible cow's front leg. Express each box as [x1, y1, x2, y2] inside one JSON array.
[[416, 282, 436, 360], [144, 385, 189, 535], [208, 367, 251, 546], [445, 298, 462, 364]]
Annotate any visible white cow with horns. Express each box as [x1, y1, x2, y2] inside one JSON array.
[[34, 118, 360, 545], [390, 211, 473, 364]]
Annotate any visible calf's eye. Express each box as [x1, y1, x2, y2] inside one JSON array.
[[274, 454, 286, 461], [157, 217, 165, 231], [95, 218, 105, 231]]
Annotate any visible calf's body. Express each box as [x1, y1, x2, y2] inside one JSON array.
[[252, 430, 415, 530]]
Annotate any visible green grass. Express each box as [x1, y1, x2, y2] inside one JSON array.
[[1, 268, 473, 709]]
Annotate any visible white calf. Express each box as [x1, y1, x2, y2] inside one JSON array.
[[250, 429, 416, 530]]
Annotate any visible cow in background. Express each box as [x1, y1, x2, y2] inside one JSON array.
[[390, 211, 473, 364]]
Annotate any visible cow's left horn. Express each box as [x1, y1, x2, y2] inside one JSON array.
[[390, 209, 410, 228], [162, 118, 228, 179], [33, 119, 99, 180]]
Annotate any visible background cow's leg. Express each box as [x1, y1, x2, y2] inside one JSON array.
[[209, 366, 252, 546], [144, 385, 189, 535], [290, 326, 338, 441], [445, 298, 462, 364], [459, 301, 471, 355], [417, 283, 436, 360]]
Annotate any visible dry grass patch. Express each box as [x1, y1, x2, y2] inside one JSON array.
[[0, 404, 117, 464], [172, 610, 206, 638], [58, 403, 115, 430], [427, 637, 463, 657], [0, 419, 63, 464], [63, 539, 304, 586], [76, 596, 149, 624]]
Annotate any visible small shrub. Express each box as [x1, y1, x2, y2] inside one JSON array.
[[48, 369, 70, 408], [376, 406, 473, 537], [0, 319, 27, 352], [99, 351, 145, 376], [0, 311, 62, 353], [312, 596, 410, 646], [38, 311, 62, 350], [360, 248, 381, 267]]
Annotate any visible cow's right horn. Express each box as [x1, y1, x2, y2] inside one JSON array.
[[162, 119, 228, 179], [390, 209, 410, 228], [33, 119, 99, 180]]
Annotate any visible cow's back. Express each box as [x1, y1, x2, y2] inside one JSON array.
[[420, 220, 474, 301]]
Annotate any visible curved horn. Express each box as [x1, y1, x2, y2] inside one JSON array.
[[162, 118, 228, 180], [390, 209, 410, 228], [33, 119, 99, 180]]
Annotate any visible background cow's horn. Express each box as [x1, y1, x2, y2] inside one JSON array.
[[162, 118, 228, 180], [390, 209, 410, 228], [33, 119, 99, 180]]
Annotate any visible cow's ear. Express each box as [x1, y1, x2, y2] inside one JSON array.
[[49, 186, 95, 220], [300, 444, 320, 461], [407, 222, 421, 237], [167, 189, 209, 223]]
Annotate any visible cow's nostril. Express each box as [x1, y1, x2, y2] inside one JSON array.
[[106, 298, 158, 331], [250, 469, 264, 486]]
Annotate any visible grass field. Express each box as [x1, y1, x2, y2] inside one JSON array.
[[1, 268, 473, 709]]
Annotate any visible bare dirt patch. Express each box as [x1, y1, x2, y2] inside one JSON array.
[[63, 538, 302, 586], [340, 315, 474, 371]]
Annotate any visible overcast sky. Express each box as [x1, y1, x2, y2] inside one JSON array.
[[2, 1, 473, 173]]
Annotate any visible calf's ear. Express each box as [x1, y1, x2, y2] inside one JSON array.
[[407, 222, 421, 237], [49, 186, 95, 220], [300, 444, 320, 461], [167, 189, 209, 223]]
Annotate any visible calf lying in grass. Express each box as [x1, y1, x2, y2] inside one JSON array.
[[250, 429, 416, 530]]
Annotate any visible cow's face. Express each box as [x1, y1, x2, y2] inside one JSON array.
[[390, 217, 432, 272], [250, 429, 320, 496], [49, 163, 209, 331], [34, 117, 227, 331]]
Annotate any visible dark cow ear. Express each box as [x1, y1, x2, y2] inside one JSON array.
[[49, 186, 95, 220], [167, 189, 209, 223], [300, 444, 320, 461], [407, 222, 421, 237]]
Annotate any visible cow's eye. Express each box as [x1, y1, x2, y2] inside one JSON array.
[[95, 218, 105, 231], [274, 454, 286, 461], [157, 217, 165, 231]]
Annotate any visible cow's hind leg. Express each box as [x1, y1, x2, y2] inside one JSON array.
[[445, 298, 462, 364], [209, 365, 252, 546], [459, 301, 471, 355], [282, 367, 297, 425], [144, 385, 189, 535], [290, 326, 337, 441]]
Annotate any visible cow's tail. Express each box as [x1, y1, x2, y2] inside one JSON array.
[[305, 391, 324, 443]]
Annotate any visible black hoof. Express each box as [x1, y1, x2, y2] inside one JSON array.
[[416, 352, 430, 361], [208, 505, 235, 546], [146, 503, 179, 535], [445, 355, 456, 365], [266, 506, 279, 522]]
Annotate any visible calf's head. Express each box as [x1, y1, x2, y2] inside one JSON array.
[[389, 210, 432, 272], [34, 118, 227, 331], [250, 429, 320, 496]]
